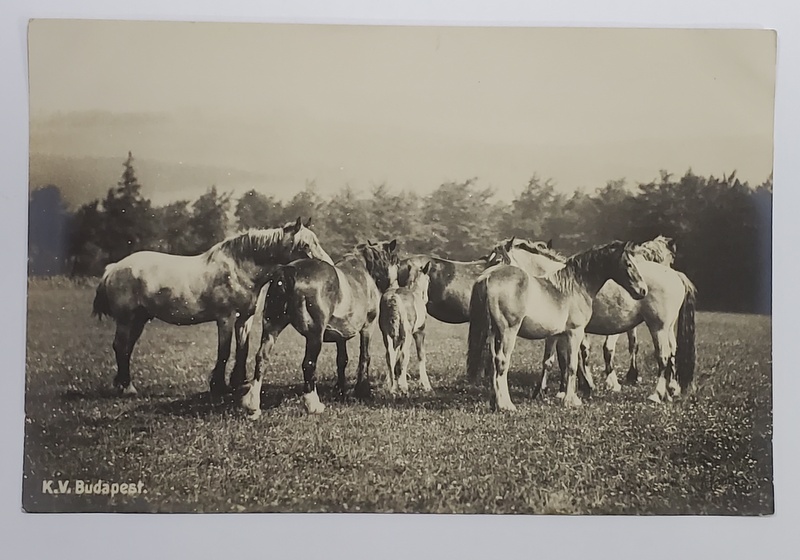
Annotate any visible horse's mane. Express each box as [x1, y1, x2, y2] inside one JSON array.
[[508, 239, 567, 263], [553, 240, 633, 293], [634, 235, 675, 265], [209, 228, 286, 264], [341, 242, 399, 289]]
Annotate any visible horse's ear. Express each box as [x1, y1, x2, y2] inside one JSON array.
[[293, 217, 303, 232], [421, 261, 432, 275], [387, 239, 398, 252], [505, 237, 515, 250], [367, 239, 374, 246], [547, 239, 553, 249], [304, 217, 313, 228]]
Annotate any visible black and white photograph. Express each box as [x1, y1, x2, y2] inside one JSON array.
[[23, 19, 774, 515]]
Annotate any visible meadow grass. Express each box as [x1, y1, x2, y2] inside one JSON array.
[[23, 284, 772, 514]]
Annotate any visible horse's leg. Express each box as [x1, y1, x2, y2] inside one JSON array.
[[577, 337, 595, 397], [112, 312, 147, 395], [491, 323, 520, 412], [624, 328, 640, 385], [383, 333, 398, 395], [229, 314, 254, 390], [647, 328, 675, 404], [354, 325, 374, 399], [555, 335, 568, 399], [562, 329, 585, 408], [301, 330, 326, 414], [666, 328, 681, 399], [335, 339, 349, 395], [603, 334, 623, 392], [209, 316, 235, 396], [397, 336, 412, 395], [413, 328, 432, 392], [536, 336, 557, 399], [240, 314, 289, 420]]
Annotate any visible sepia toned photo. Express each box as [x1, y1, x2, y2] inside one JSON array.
[[24, 20, 774, 514]]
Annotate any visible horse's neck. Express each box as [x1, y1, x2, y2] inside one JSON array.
[[209, 248, 274, 289], [407, 278, 429, 303], [558, 255, 612, 298]]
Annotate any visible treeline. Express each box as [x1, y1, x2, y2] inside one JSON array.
[[28, 152, 772, 314]]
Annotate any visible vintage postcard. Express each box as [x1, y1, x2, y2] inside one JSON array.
[[24, 20, 774, 514]]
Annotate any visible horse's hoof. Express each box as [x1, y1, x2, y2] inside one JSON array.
[[420, 384, 433, 393], [306, 402, 325, 414], [647, 393, 662, 404], [606, 379, 622, 393], [245, 409, 262, 421], [209, 385, 229, 398], [117, 383, 138, 396], [496, 402, 518, 413], [302, 391, 326, 414], [563, 395, 583, 408], [555, 391, 566, 400]]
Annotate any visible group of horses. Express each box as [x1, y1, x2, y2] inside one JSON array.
[[92, 217, 697, 419]]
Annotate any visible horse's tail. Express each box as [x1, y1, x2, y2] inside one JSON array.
[[265, 265, 296, 322], [676, 272, 697, 393], [466, 276, 492, 381], [91, 264, 116, 320]]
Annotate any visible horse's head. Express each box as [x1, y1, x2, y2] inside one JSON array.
[[358, 239, 400, 292], [397, 256, 431, 288], [408, 260, 432, 302], [283, 217, 334, 265], [611, 241, 648, 300], [637, 235, 676, 267], [485, 243, 513, 267]]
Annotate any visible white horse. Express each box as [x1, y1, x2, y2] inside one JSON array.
[[92, 218, 333, 396], [497, 239, 697, 404]]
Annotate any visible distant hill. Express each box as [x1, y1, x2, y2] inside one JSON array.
[[28, 153, 278, 208]]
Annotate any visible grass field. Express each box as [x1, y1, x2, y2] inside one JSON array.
[[22, 279, 773, 514]]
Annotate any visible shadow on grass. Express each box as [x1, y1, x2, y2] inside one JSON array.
[[59, 367, 582, 419]]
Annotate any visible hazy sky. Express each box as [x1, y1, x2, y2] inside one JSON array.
[[28, 20, 776, 204]]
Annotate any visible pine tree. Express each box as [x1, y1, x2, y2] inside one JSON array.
[[99, 152, 155, 262]]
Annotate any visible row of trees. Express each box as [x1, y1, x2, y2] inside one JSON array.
[[28, 152, 772, 313]]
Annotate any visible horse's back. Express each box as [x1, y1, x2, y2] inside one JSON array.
[[99, 250, 229, 323]]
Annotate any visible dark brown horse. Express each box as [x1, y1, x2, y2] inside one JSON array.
[[397, 255, 493, 324], [91, 218, 332, 396], [240, 240, 399, 419]]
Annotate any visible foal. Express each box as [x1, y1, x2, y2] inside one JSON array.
[[380, 261, 433, 394]]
